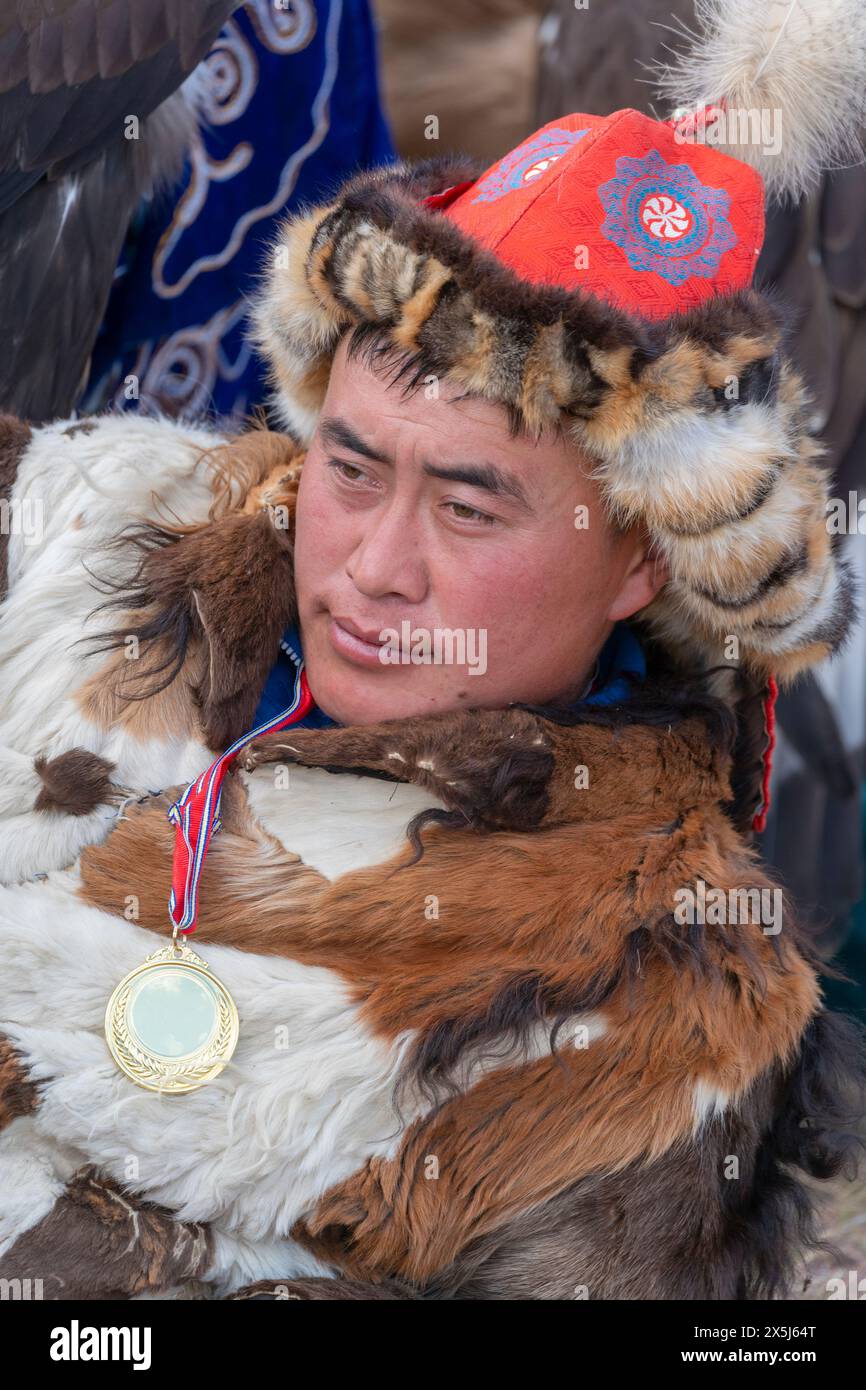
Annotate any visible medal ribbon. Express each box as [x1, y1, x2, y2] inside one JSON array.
[[751, 674, 779, 835], [167, 662, 313, 934]]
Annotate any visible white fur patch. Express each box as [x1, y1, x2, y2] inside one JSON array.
[[692, 1078, 730, 1129], [0, 416, 219, 766], [653, 0, 866, 199], [0, 868, 426, 1291], [240, 764, 448, 880], [593, 402, 792, 522], [0, 804, 121, 884], [0, 1115, 82, 1258], [0, 416, 222, 883]]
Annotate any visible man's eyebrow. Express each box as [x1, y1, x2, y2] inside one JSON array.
[[319, 416, 391, 464], [422, 462, 532, 511], [319, 414, 533, 511]]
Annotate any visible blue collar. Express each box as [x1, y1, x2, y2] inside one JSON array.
[[583, 621, 646, 707], [252, 621, 646, 729]]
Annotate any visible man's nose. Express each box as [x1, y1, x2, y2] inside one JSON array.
[[345, 499, 428, 603]]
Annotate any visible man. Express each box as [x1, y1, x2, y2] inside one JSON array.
[[0, 4, 863, 1300], [254, 330, 664, 729]]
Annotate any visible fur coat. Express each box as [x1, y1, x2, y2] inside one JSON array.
[[0, 411, 861, 1301]]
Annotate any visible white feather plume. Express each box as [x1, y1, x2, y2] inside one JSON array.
[[653, 0, 866, 199]]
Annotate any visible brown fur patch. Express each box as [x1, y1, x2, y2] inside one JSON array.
[[240, 705, 729, 830], [73, 430, 303, 749], [520, 321, 573, 432], [33, 748, 116, 816], [79, 773, 328, 935], [0, 1166, 213, 1299], [393, 260, 453, 350], [78, 509, 297, 752], [150, 511, 297, 750], [61, 420, 97, 439], [419, 1056, 812, 1299], [291, 356, 334, 424], [75, 636, 207, 744], [198, 428, 305, 521], [0, 1036, 39, 1130], [306, 210, 349, 321]]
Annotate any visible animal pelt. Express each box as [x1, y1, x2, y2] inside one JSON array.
[[0, 413, 305, 881], [653, 0, 866, 201], [0, 412, 862, 1300]]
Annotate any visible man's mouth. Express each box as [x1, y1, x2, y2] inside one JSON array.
[[328, 614, 389, 668]]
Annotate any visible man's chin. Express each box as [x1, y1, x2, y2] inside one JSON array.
[[304, 650, 474, 727]]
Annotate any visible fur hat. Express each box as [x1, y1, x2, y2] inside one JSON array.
[[253, 0, 865, 683]]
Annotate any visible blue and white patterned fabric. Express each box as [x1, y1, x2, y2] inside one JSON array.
[[83, 0, 395, 422]]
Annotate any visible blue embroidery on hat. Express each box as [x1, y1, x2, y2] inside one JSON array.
[[598, 149, 736, 285], [470, 126, 589, 203]]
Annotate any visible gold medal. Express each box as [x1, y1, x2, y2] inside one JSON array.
[[104, 663, 312, 1093], [104, 931, 239, 1094]]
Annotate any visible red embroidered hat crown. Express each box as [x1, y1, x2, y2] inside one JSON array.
[[427, 109, 765, 319]]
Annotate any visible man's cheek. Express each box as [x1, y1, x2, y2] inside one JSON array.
[[297, 483, 349, 571]]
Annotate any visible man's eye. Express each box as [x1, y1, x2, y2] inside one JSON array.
[[445, 500, 497, 526], [329, 459, 368, 484]]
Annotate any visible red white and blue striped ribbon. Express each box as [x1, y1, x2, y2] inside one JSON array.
[[167, 662, 313, 934]]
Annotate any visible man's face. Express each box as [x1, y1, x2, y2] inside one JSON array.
[[293, 335, 665, 725]]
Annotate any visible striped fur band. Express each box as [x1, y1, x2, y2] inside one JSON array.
[[252, 156, 855, 682]]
